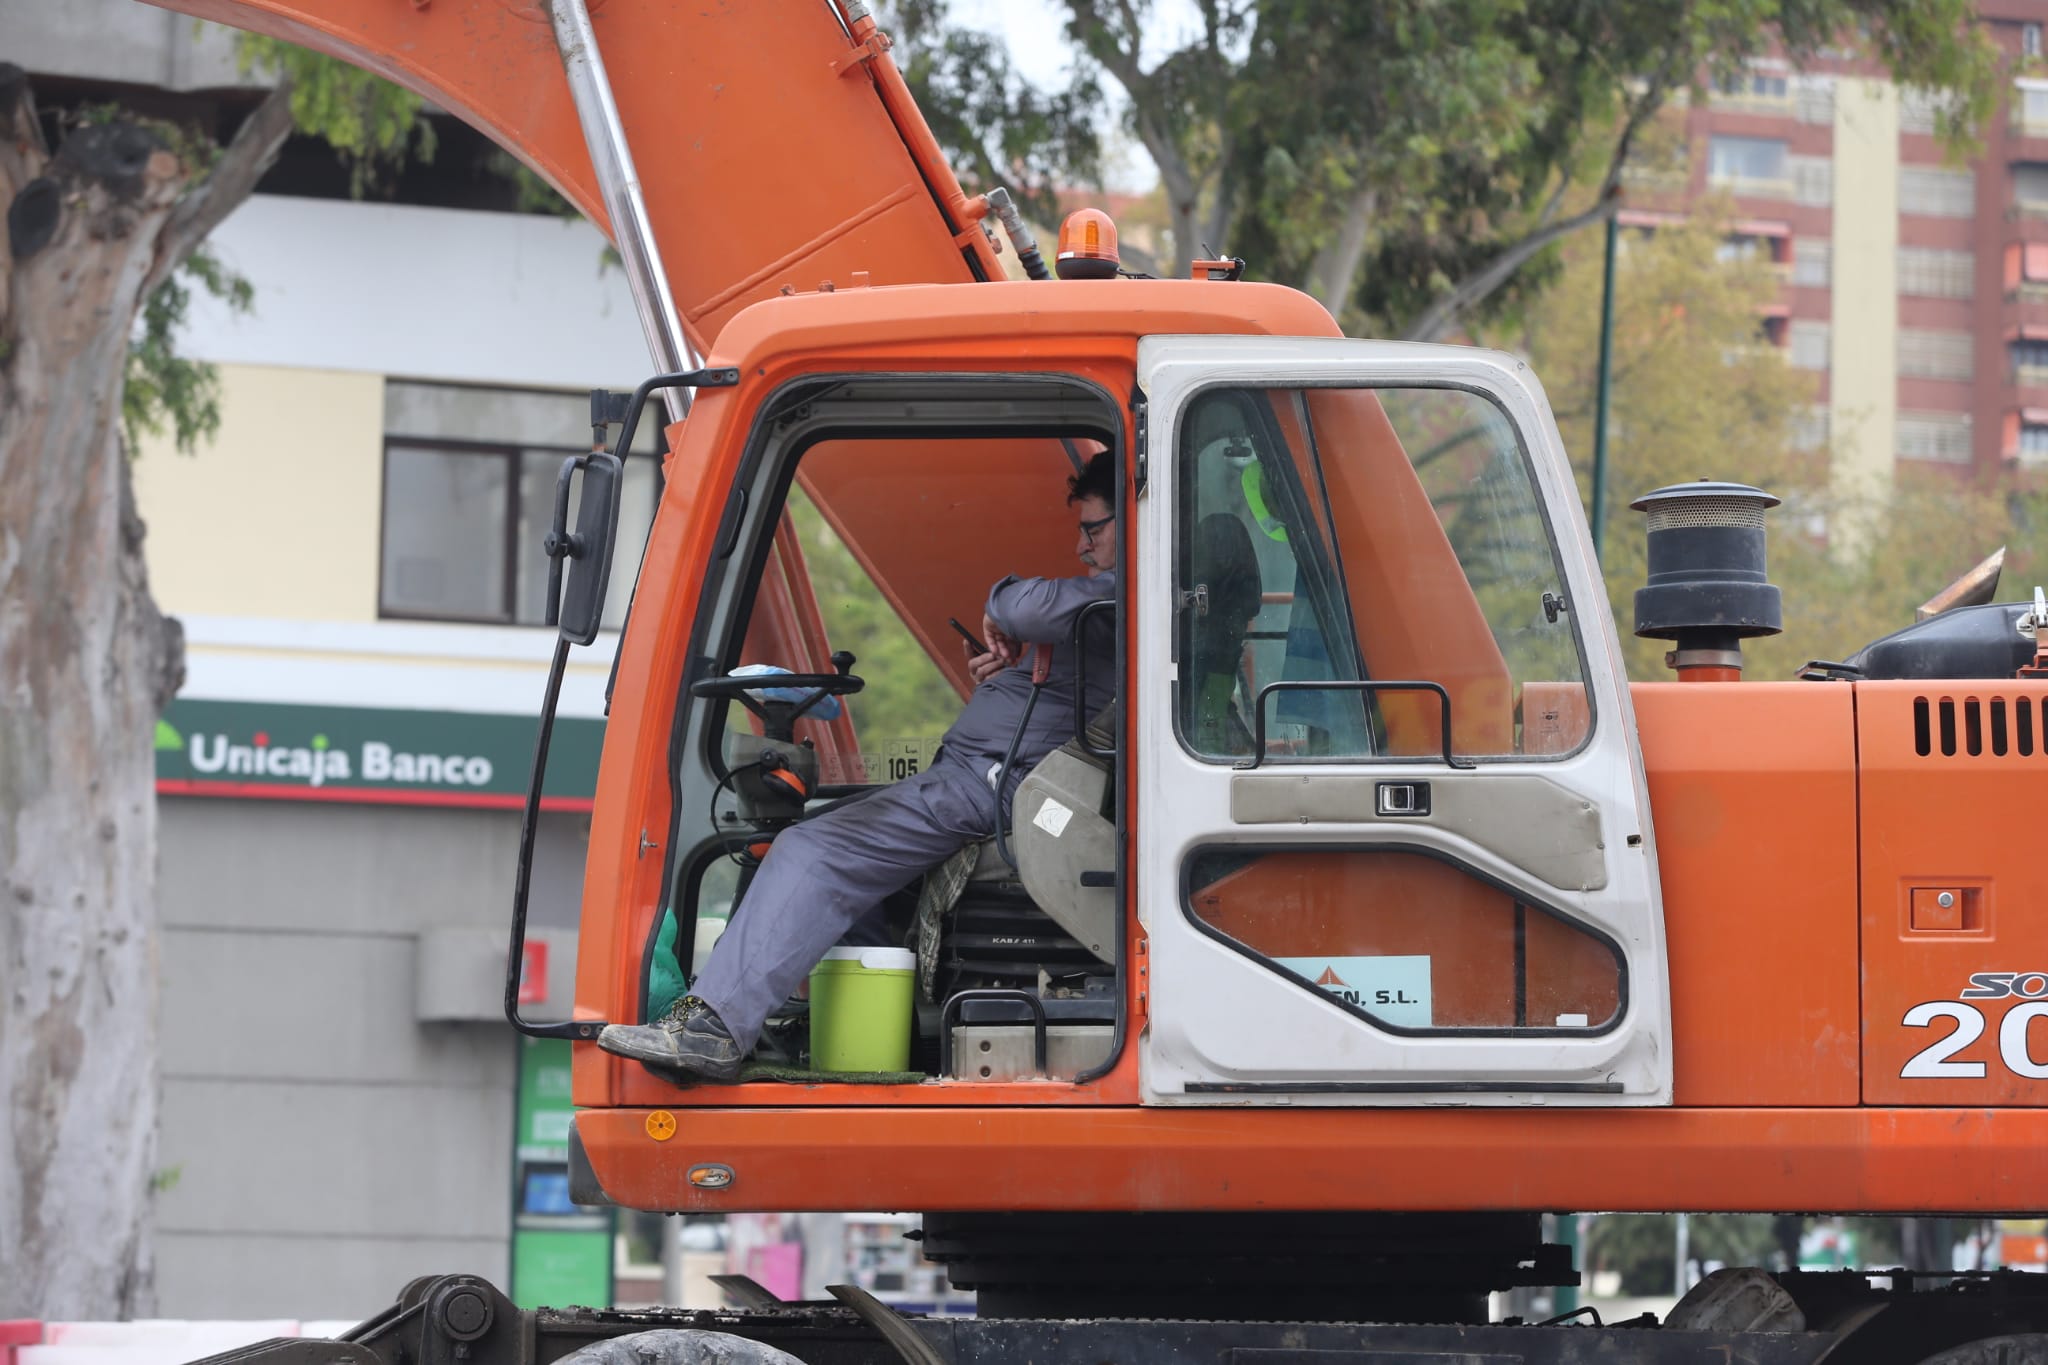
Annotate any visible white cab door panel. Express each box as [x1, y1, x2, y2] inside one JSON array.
[[1135, 336, 1670, 1105]]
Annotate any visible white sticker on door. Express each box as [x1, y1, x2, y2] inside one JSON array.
[[1275, 955, 1433, 1028]]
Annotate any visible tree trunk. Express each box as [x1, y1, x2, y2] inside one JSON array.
[[0, 61, 292, 1316], [1304, 185, 1377, 318], [0, 65, 192, 1320]]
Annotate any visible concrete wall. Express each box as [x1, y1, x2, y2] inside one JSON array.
[[2, 0, 249, 92], [134, 366, 384, 623], [155, 799, 589, 1318], [131, 191, 656, 719], [1829, 77, 1901, 551], [176, 196, 649, 389]]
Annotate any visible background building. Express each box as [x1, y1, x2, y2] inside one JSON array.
[[1625, 3, 2048, 503]]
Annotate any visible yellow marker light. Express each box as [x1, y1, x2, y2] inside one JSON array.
[[645, 1110, 677, 1141]]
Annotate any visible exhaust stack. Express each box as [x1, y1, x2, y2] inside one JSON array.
[[1630, 481, 1782, 682]]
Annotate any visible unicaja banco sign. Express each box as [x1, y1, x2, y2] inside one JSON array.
[[157, 699, 602, 810]]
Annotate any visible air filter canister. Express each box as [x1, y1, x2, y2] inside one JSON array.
[[1630, 481, 1782, 678]]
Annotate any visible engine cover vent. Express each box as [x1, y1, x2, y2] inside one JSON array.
[[1913, 694, 2037, 757]]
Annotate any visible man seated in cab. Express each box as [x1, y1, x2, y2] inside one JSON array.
[[598, 451, 1119, 1083]]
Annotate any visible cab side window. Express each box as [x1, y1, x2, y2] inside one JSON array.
[[1175, 385, 1589, 764]]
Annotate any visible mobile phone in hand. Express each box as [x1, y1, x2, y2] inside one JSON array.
[[948, 616, 989, 656]]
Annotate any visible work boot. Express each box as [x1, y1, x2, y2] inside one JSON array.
[[598, 996, 744, 1084]]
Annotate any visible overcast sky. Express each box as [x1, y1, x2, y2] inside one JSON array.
[[941, 0, 1205, 191]]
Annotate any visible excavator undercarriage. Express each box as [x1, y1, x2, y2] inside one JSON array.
[[190, 1263, 2048, 1365]]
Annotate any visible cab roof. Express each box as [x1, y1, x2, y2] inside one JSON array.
[[707, 278, 1345, 374]]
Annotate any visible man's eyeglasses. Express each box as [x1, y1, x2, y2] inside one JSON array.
[[1079, 512, 1116, 544]]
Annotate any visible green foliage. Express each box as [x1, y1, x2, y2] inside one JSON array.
[[122, 247, 253, 457], [121, 32, 446, 458], [786, 489, 961, 746], [1487, 208, 2048, 683], [889, 0, 1105, 223], [909, 0, 2004, 335], [1485, 210, 1812, 675], [1585, 1214, 1794, 1295], [235, 33, 436, 195], [483, 149, 581, 220], [1351, 0, 2000, 334]]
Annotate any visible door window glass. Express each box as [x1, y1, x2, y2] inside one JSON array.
[[1175, 385, 1588, 763], [1187, 847, 1622, 1034]]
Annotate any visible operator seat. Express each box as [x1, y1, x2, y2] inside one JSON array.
[[1184, 512, 1264, 756], [914, 703, 1117, 1008]]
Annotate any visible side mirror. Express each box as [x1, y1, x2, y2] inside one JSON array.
[[544, 451, 623, 646]]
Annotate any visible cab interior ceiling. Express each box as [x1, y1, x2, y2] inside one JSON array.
[[736, 371, 1123, 697]]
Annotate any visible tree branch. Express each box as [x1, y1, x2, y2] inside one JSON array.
[[144, 78, 296, 298], [1306, 184, 1377, 315], [1400, 192, 1620, 343], [1400, 63, 1676, 344]]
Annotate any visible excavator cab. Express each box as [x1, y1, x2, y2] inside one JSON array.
[[519, 289, 1675, 1137]]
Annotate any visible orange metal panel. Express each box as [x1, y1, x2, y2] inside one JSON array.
[[1189, 851, 1618, 1029], [1859, 681, 2048, 1105], [143, 0, 1000, 354], [575, 1105, 2048, 1214], [1634, 682, 1861, 1106]]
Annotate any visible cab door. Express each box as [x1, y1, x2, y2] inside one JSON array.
[[1135, 336, 1670, 1104]]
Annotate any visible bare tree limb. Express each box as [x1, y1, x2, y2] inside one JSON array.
[[143, 77, 296, 298], [1306, 184, 1378, 314], [1400, 192, 1622, 343]]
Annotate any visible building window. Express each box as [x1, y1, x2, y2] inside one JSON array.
[[1713, 65, 1791, 114], [1794, 74, 1835, 125], [2021, 422, 2048, 467], [2026, 23, 2043, 60], [1897, 329, 1975, 382], [1709, 136, 1791, 197], [1789, 320, 1831, 371], [1792, 237, 1831, 287], [2017, 163, 2048, 216], [2020, 82, 2048, 138], [1717, 231, 1789, 267], [1789, 156, 1833, 207], [1897, 411, 1973, 464], [379, 382, 662, 628], [2015, 341, 2048, 387], [1900, 87, 1962, 137], [1900, 165, 1976, 218], [1897, 247, 1976, 300], [1792, 406, 1830, 452]]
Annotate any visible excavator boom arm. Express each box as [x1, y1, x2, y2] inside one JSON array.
[[142, 0, 1003, 360]]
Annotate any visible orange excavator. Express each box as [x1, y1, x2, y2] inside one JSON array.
[[153, 2, 2048, 1362]]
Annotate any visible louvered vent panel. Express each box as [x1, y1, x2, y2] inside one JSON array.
[[1913, 695, 2039, 757]]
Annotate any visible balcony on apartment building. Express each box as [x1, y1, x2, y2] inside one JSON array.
[[2003, 408, 2048, 469], [2015, 161, 2048, 226], [2004, 240, 2048, 374], [1708, 134, 1796, 202], [2013, 79, 2048, 150], [2012, 336, 2048, 399]]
